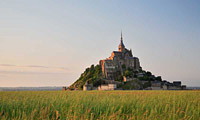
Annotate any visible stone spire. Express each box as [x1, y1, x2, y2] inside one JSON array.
[[121, 31, 123, 42], [118, 31, 125, 52]]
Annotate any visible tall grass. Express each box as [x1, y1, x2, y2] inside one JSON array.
[[0, 90, 199, 120]]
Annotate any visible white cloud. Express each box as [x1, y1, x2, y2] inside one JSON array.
[[0, 64, 70, 74]]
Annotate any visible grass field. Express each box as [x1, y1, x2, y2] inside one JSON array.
[[0, 90, 199, 120]]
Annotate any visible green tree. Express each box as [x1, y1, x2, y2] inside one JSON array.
[[146, 71, 152, 76], [125, 70, 131, 77], [68, 64, 103, 90], [155, 76, 162, 81], [116, 75, 123, 82], [122, 64, 126, 69]]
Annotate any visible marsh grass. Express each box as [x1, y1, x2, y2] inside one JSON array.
[[0, 90, 199, 120]]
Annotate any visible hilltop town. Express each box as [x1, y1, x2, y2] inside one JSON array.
[[67, 33, 186, 91]]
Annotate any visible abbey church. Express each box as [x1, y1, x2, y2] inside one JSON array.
[[68, 33, 186, 91], [99, 33, 142, 80]]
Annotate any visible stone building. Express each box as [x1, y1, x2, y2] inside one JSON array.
[[99, 33, 141, 80], [151, 81, 162, 90], [83, 82, 97, 91], [98, 84, 117, 90]]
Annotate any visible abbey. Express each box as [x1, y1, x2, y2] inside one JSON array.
[[68, 33, 187, 91], [99, 33, 142, 80]]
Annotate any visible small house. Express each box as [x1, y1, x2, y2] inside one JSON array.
[[151, 81, 162, 90], [98, 84, 117, 90]]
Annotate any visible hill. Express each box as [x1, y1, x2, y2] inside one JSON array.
[[67, 65, 103, 90], [68, 64, 163, 90]]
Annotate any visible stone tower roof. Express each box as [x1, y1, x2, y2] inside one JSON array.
[[118, 32, 125, 49]]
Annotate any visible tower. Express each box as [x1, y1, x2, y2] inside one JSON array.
[[118, 32, 125, 52]]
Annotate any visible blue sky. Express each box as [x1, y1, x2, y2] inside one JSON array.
[[0, 0, 200, 87]]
